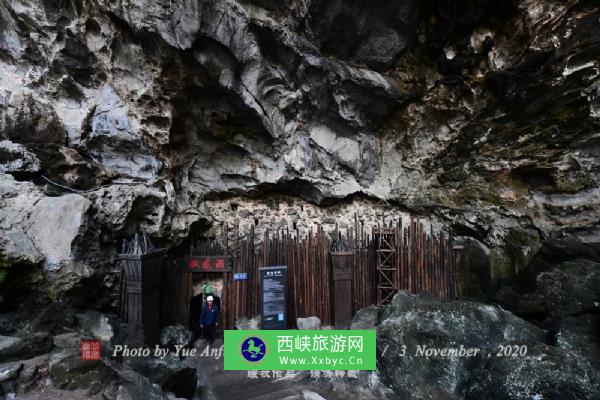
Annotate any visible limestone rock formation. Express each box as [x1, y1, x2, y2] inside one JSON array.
[[0, 0, 598, 311], [353, 291, 600, 400], [0, 0, 599, 398]]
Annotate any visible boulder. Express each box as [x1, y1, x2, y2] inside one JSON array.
[[554, 314, 600, 369], [296, 316, 321, 330], [349, 305, 381, 329], [0, 303, 76, 337], [361, 291, 600, 400], [113, 375, 171, 400], [160, 324, 192, 350], [12, 353, 50, 393], [131, 356, 197, 400], [235, 316, 261, 330], [465, 344, 600, 400], [518, 259, 600, 319], [0, 334, 53, 363], [52, 332, 81, 351], [48, 350, 117, 395], [108, 319, 146, 357]]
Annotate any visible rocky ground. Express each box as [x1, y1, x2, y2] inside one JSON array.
[[1, 292, 598, 399], [0, 310, 370, 400]]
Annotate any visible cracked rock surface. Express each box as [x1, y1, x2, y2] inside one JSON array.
[[0, 0, 599, 397]]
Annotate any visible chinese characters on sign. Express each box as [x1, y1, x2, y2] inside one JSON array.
[[246, 370, 359, 379], [260, 266, 288, 329], [187, 256, 231, 272], [277, 334, 363, 353], [224, 330, 376, 370]]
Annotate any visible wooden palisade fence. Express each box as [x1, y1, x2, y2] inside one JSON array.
[[160, 216, 457, 330]]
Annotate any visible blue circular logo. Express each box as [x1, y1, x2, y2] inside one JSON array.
[[241, 336, 266, 362]]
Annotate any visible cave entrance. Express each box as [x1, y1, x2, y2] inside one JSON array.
[[181, 255, 231, 341], [189, 273, 224, 340], [163, 219, 458, 334]]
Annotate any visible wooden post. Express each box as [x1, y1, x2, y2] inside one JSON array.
[[331, 251, 353, 329]]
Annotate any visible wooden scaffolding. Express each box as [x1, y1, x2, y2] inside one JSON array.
[[375, 226, 398, 304]]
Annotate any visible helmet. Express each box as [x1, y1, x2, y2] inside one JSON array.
[[207, 295, 214, 301]]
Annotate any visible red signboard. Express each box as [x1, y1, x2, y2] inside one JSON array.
[[186, 256, 231, 272], [80, 339, 101, 360]]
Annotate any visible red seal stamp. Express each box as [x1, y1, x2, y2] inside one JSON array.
[[80, 339, 101, 360]]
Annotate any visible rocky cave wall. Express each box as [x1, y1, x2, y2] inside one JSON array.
[[0, 0, 599, 322], [204, 195, 445, 240]]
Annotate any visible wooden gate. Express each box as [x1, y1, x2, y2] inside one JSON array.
[[163, 216, 457, 331], [118, 248, 165, 344]]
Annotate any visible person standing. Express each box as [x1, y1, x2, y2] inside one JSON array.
[[200, 295, 219, 344]]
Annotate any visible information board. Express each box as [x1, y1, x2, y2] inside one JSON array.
[[259, 266, 288, 329]]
